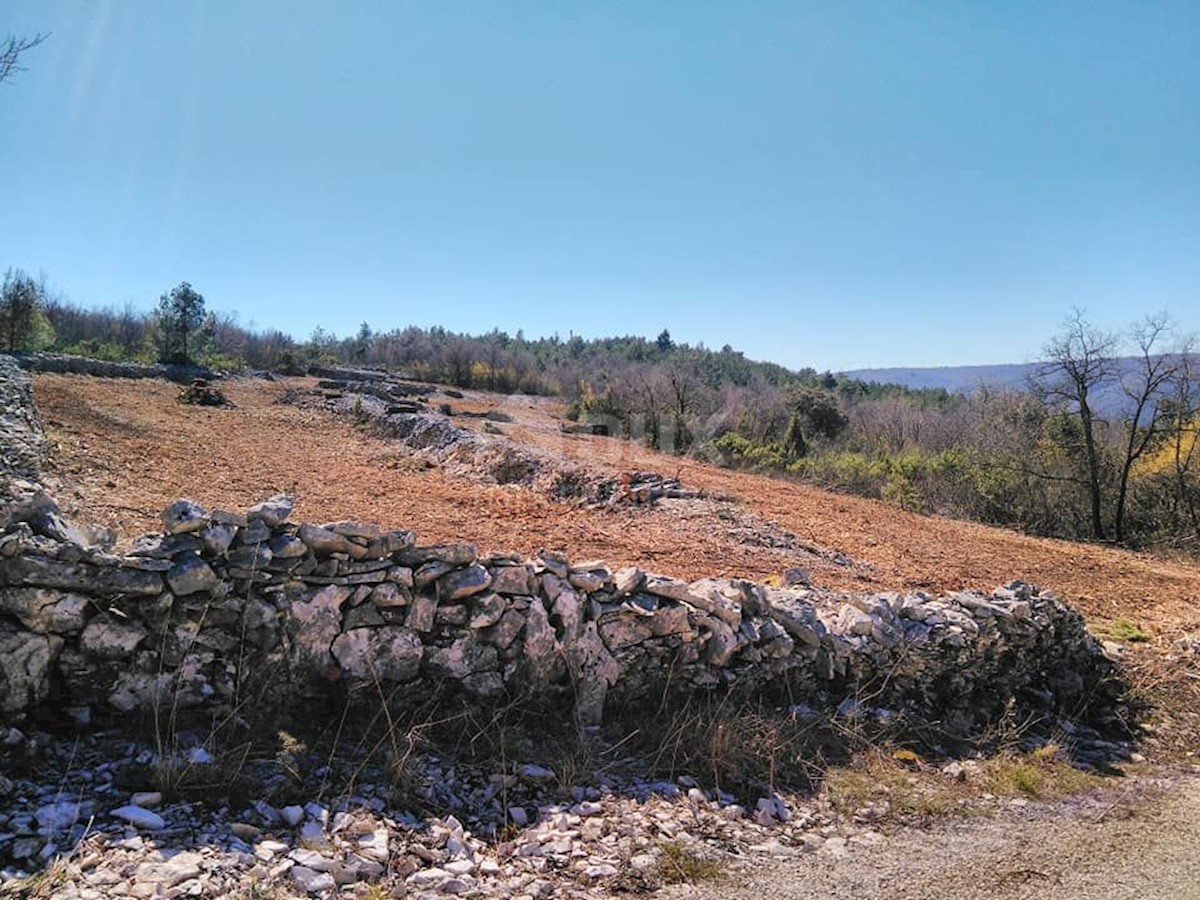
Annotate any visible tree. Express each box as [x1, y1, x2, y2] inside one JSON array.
[[1032, 309, 1118, 541], [656, 329, 674, 353], [156, 281, 207, 364], [1112, 315, 1186, 542], [0, 268, 53, 351], [1, 32, 48, 85]]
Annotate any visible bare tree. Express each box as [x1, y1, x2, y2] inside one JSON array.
[[1032, 308, 1119, 541], [1, 32, 49, 85], [1112, 315, 1185, 542], [1162, 347, 1200, 543]]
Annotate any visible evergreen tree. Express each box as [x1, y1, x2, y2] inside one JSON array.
[[156, 281, 207, 364]]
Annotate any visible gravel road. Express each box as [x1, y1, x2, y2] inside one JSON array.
[[664, 769, 1200, 900]]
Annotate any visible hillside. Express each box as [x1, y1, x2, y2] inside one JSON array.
[[32, 372, 1200, 634]]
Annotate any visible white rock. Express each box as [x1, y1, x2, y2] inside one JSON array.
[[130, 792, 163, 808], [300, 820, 327, 845], [111, 806, 166, 830], [290, 865, 335, 894], [408, 867, 450, 886], [518, 764, 555, 781], [356, 827, 390, 863]]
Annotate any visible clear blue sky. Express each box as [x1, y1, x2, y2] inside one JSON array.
[[2, 1, 1197, 371]]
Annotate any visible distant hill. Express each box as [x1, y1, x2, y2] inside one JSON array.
[[842, 363, 1033, 395], [844, 356, 1198, 417]]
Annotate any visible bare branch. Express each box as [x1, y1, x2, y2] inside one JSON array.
[[0, 32, 50, 85]]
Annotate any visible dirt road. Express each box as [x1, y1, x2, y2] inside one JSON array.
[[666, 770, 1200, 900]]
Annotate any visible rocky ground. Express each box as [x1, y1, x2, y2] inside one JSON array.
[[0, 719, 1172, 900]]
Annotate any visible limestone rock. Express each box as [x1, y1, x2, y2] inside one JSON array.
[[5, 555, 164, 596], [467, 591, 506, 628], [0, 588, 90, 634], [161, 499, 209, 535], [331, 627, 423, 682], [405, 594, 437, 632], [489, 564, 536, 596], [166, 555, 219, 596], [0, 621, 61, 714], [298, 524, 368, 559], [370, 581, 410, 609], [199, 522, 238, 556], [438, 565, 492, 601], [423, 636, 499, 681], [247, 494, 294, 528], [291, 585, 352, 673], [80, 619, 147, 659], [613, 565, 646, 595]]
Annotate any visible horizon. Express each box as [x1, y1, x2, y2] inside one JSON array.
[[2, 2, 1197, 371]]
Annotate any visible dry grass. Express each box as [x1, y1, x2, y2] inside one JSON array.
[[983, 745, 1103, 799], [824, 744, 1103, 823], [655, 841, 727, 885]]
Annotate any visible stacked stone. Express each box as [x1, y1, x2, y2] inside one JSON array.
[[0, 356, 45, 499], [8, 351, 213, 384], [1, 488, 1121, 738]]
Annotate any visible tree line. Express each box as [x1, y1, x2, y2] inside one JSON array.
[[2, 268, 1197, 553]]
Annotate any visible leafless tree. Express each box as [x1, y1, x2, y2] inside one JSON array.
[[1, 33, 49, 85], [1032, 308, 1119, 541], [1112, 315, 1186, 542]]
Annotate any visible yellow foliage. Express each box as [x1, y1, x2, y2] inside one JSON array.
[[1135, 420, 1199, 478]]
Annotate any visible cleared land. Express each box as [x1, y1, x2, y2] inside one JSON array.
[[33, 372, 1200, 637]]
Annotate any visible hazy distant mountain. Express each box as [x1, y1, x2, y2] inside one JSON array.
[[842, 363, 1034, 394], [844, 356, 1197, 417]]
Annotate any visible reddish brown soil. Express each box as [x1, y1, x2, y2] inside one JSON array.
[[33, 373, 1200, 634]]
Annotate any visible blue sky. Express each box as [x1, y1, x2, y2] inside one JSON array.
[[2, 1, 1197, 371]]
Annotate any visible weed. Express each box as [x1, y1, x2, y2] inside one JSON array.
[[1093, 617, 1151, 643], [655, 841, 725, 885], [983, 745, 1101, 800], [0, 859, 76, 900]]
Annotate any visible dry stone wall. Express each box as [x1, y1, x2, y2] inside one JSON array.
[[0, 356, 1125, 740], [10, 351, 214, 384]]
